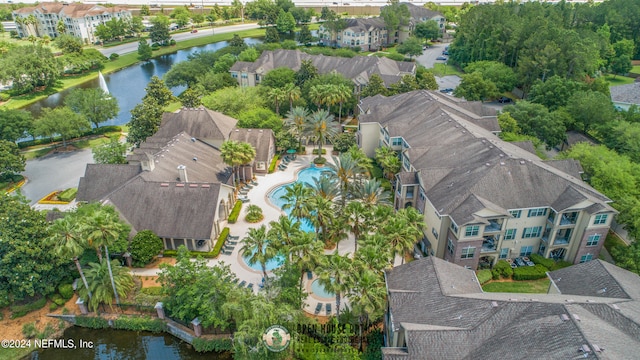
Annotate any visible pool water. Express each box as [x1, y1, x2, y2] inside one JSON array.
[[243, 245, 286, 272], [311, 278, 335, 299]]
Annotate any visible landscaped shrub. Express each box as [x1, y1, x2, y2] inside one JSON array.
[[313, 157, 327, 165], [151, 43, 160, 51], [141, 287, 163, 296], [552, 260, 572, 270], [22, 322, 38, 338], [476, 269, 492, 285], [0, 92, 10, 101], [493, 260, 513, 279], [130, 230, 164, 267], [192, 337, 233, 353], [212, 227, 229, 257], [312, 149, 327, 155], [38, 323, 56, 339], [49, 303, 58, 311], [529, 254, 553, 270], [245, 205, 264, 223], [49, 293, 66, 306], [385, 53, 406, 62], [513, 264, 548, 281], [0, 289, 10, 309], [169, 39, 176, 46], [10, 297, 47, 318], [109, 53, 119, 60], [268, 154, 279, 173], [370, 163, 383, 179], [228, 201, 242, 224], [58, 284, 74, 300], [113, 316, 166, 333], [75, 316, 110, 329]]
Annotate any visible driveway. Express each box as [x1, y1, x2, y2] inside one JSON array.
[[21, 149, 94, 205], [416, 42, 449, 69], [99, 22, 261, 57]]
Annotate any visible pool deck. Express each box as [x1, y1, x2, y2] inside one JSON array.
[[131, 150, 359, 317]]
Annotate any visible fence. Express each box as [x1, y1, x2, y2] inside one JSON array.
[[97, 303, 155, 315]]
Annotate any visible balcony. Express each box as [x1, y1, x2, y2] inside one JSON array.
[[484, 220, 502, 233], [481, 237, 498, 253], [553, 237, 571, 246], [559, 212, 578, 226]]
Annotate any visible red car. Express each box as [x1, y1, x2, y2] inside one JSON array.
[[191, 29, 198, 33]]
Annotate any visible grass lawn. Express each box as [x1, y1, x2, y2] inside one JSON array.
[[21, 131, 120, 160], [605, 74, 635, 86], [482, 279, 551, 293], [431, 63, 464, 77], [631, 65, 640, 74], [0, 347, 33, 360]]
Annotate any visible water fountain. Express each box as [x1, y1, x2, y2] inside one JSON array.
[[98, 71, 109, 95]]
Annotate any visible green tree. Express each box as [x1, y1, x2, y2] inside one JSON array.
[[416, 67, 438, 90], [375, 146, 400, 180], [220, 140, 255, 184], [150, 15, 171, 45], [329, 153, 363, 208], [396, 36, 423, 59], [0, 108, 33, 143], [289, 232, 324, 293], [332, 132, 356, 153], [380, 1, 410, 44], [229, 33, 247, 49], [527, 76, 581, 111], [503, 101, 567, 148], [294, 59, 318, 88], [202, 86, 265, 117], [297, 24, 313, 45], [610, 54, 632, 78], [280, 182, 313, 220], [264, 26, 280, 43], [355, 178, 391, 206], [140, 5, 151, 16], [65, 88, 119, 128], [0, 45, 61, 95], [238, 47, 259, 62], [179, 87, 201, 108], [55, 34, 83, 54], [285, 106, 308, 151], [361, 74, 387, 98], [137, 39, 152, 61], [316, 253, 352, 316], [241, 225, 275, 279], [0, 140, 25, 179], [267, 215, 302, 261], [212, 53, 237, 74], [306, 109, 339, 162], [464, 60, 518, 93], [454, 72, 500, 102], [414, 20, 441, 41], [34, 107, 91, 148], [236, 108, 283, 131], [497, 112, 521, 135], [276, 9, 295, 34], [565, 90, 615, 132], [127, 99, 163, 147], [144, 76, 176, 106], [267, 87, 286, 115], [92, 137, 127, 164], [77, 260, 134, 311], [130, 230, 163, 267], [334, 83, 352, 122], [344, 201, 369, 252]]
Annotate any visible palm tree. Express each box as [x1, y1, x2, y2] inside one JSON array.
[[323, 84, 340, 112], [316, 253, 352, 317], [285, 106, 308, 152], [335, 83, 352, 123], [383, 209, 424, 265], [306, 194, 335, 243], [77, 260, 134, 312], [366, 205, 394, 233], [328, 153, 363, 208], [237, 141, 256, 182], [308, 174, 340, 201], [309, 84, 326, 109], [289, 232, 324, 292], [47, 218, 92, 301], [280, 182, 312, 221], [267, 215, 302, 262], [355, 178, 391, 206], [347, 146, 373, 178], [396, 207, 426, 264], [344, 201, 369, 252], [282, 83, 301, 112], [355, 236, 393, 273], [345, 268, 386, 345], [220, 140, 243, 186], [240, 225, 275, 279], [375, 146, 401, 180], [306, 109, 339, 162], [267, 87, 286, 115], [83, 209, 126, 305]]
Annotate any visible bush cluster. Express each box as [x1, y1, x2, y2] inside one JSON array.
[[49, 293, 66, 306], [58, 284, 74, 300], [57, 188, 78, 202], [313, 157, 327, 165], [75, 316, 110, 329], [130, 230, 163, 267], [491, 260, 514, 280], [268, 154, 279, 173], [17, 126, 122, 148], [228, 201, 242, 224], [476, 269, 493, 285], [529, 254, 573, 271], [112, 316, 166, 333], [192, 337, 233, 353], [212, 227, 230, 257], [513, 264, 549, 280], [109, 53, 119, 60], [311, 149, 327, 155], [10, 297, 47, 319]]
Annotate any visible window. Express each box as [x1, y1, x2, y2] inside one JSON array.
[[464, 225, 480, 237], [504, 228, 517, 240], [450, 222, 458, 234], [461, 247, 475, 259], [580, 253, 593, 263], [586, 234, 601, 247], [391, 137, 402, 146], [594, 214, 608, 225], [528, 208, 547, 217], [447, 238, 455, 255], [499, 248, 509, 259], [520, 246, 533, 257], [522, 226, 542, 239], [432, 227, 439, 238], [509, 210, 521, 218]]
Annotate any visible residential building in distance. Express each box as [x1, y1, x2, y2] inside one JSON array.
[[318, 17, 387, 51], [76, 107, 273, 252], [380, 2, 445, 44], [12, 2, 131, 44], [358, 90, 616, 268], [610, 81, 640, 111], [229, 49, 416, 89], [382, 256, 640, 359]]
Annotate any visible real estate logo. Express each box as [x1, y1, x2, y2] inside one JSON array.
[[262, 325, 291, 352]]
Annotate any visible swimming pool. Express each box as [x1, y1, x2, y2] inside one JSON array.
[[242, 245, 286, 272], [311, 278, 335, 299]]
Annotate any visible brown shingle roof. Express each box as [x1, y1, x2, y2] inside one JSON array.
[[155, 107, 237, 148], [229, 128, 274, 164], [76, 163, 141, 202], [15, 2, 128, 18]]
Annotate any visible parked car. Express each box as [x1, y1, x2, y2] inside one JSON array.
[[514, 258, 526, 267], [498, 96, 512, 103], [442, 50, 449, 55], [191, 29, 198, 33], [436, 56, 448, 61], [440, 88, 454, 93]]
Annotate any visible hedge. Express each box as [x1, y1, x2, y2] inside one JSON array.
[[10, 297, 47, 318], [212, 227, 229, 257], [311, 149, 327, 155], [513, 264, 548, 281], [313, 156, 327, 165], [268, 154, 279, 173], [476, 269, 492, 285], [228, 201, 242, 224], [530, 254, 572, 271], [162, 228, 227, 259], [57, 188, 78, 202], [49, 293, 66, 306], [75, 316, 110, 329], [17, 126, 122, 148], [492, 260, 513, 279], [140, 287, 163, 296], [192, 337, 233, 353], [112, 316, 166, 333]]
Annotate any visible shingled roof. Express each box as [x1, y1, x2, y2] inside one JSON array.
[[383, 257, 640, 359], [229, 128, 274, 165], [155, 107, 237, 148], [610, 82, 640, 106], [230, 49, 415, 87], [343, 17, 386, 33], [359, 90, 614, 225], [14, 2, 128, 17]]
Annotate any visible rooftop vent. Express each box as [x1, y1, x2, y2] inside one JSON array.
[[160, 183, 169, 187], [520, 160, 526, 165], [579, 345, 591, 353], [191, 137, 196, 142], [509, 298, 518, 301], [491, 301, 498, 308], [592, 344, 603, 352], [177, 165, 188, 183], [193, 157, 197, 161], [500, 162, 505, 166], [499, 154, 504, 157], [566, 299, 575, 303], [482, 139, 487, 143], [485, 163, 491, 166], [235, 129, 239, 132], [597, 288, 607, 294], [612, 304, 620, 310], [176, 183, 185, 187], [561, 314, 570, 321]]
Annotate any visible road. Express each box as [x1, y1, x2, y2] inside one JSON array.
[[21, 149, 94, 205], [415, 42, 462, 91], [98, 22, 261, 57]]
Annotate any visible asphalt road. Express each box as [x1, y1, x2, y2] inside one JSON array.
[[415, 42, 462, 91], [99, 22, 261, 57], [21, 149, 94, 205]]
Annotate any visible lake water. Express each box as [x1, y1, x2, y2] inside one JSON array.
[[26, 38, 262, 127]]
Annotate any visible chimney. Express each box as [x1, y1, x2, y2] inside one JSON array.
[[177, 165, 188, 182], [140, 152, 155, 172]]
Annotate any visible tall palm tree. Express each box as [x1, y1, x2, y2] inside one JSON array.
[[240, 225, 275, 279], [282, 83, 301, 112], [308, 174, 340, 201], [309, 84, 326, 109], [382, 210, 424, 265], [366, 205, 394, 234], [237, 141, 256, 182], [220, 140, 243, 186], [347, 146, 373, 179], [280, 182, 312, 221], [48, 218, 93, 301], [289, 232, 324, 293], [77, 260, 134, 312], [375, 146, 401, 180], [355, 236, 393, 273], [267, 87, 286, 115], [83, 209, 126, 305], [345, 267, 386, 345], [316, 253, 352, 317], [285, 106, 308, 152], [306, 194, 335, 243], [396, 207, 426, 264], [329, 153, 364, 208], [335, 83, 352, 123], [344, 201, 369, 252], [323, 84, 340, 112], [355, 178, 391, 206], [267, 215, 302, 262], [306, 109, 339, 162]]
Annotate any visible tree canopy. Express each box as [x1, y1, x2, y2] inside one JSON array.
[[0, 45, 61, 94], [64, 88, 119, 128], [0, 108, 33, 143]]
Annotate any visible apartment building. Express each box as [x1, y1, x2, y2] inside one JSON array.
[[318, 17, 387, 51], [358, 90, 616, 269], [381, 2, 446, 44], [13, 2, 131, 44]]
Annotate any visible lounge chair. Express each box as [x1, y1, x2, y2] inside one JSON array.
[[238, 280, 246, 287], [227, 240, 238, 245], [222, 250, 231, 255], [239, 197, 250, 203], [229, 235, 240, 240], [307, 270, 313, 280], [315, 303, 322, 315], [326, 303, 332, 315], [247, 283, 254, 289], [250, 180, 258, 186]]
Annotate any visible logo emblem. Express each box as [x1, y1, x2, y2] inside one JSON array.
[[262, 325, 291, 352]]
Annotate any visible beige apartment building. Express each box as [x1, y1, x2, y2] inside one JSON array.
[[358, 90, 616, 269]]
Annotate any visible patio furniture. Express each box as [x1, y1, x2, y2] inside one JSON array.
[[315, 303, 322, 315], [247, 283, 254, 289], [222, 250, 232, 255], [307, 270, 313, 280], [250, 180, 258, 186], [229, 235, 240, 240], [326, 303, 332, 315], [227, 240, 238, 245], [238, 280, 246, 287], [239, 197, 250, 203]]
